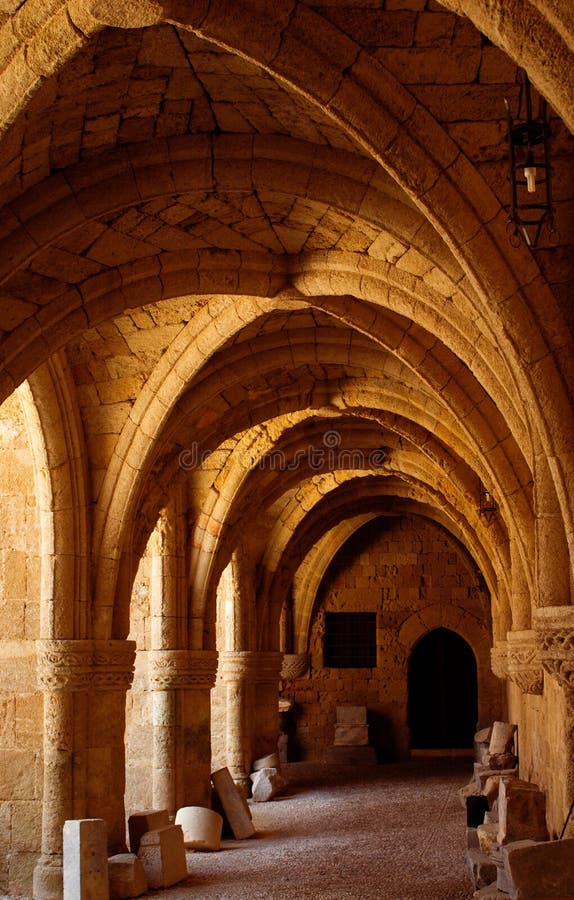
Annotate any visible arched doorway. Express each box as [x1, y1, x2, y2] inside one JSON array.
[[408, 628, 478, 749]]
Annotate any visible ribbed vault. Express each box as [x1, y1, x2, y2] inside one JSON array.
[[0, 4, 573, 887]]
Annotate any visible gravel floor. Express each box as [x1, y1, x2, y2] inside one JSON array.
[[152, 758, 475, 900]]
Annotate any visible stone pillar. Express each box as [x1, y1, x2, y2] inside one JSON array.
[[534, 606, 574, 835], [533, 454, 570, 611], [148, 649, 218, 811], [252, 652, 283, 762], [33, 640, 135, 900], [219, 651, 255, 796]]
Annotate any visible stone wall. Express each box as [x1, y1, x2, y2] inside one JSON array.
[[0, 393, 43, 895], [282, 515, 502, 762], [508, 676, 572, 838]]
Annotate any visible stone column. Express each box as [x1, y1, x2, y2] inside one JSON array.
[[534, 606, 574, 835], [33, 639, 135, 900], [148, 649, 218, 811], [219, 651, 256, 796], [252, 651, 283, 761]]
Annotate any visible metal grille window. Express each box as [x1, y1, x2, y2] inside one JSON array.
[[323, 612, 377, 668]]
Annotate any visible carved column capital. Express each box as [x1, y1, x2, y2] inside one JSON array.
[[219, 650, 258, 681], [37, 640, 136, 691], [253, 651, 283, 684], [534, 606, 574, 690], [280, 653, 310, 680], [219, 650, 282, 683], [490, 641, 509, 680], [506, 630, 543, 695], [148, 649, 218, 690]]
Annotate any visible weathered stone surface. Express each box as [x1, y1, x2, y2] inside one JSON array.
[[137, 825, 187, 890], [108, 853, 147, 900], [472, 885, 506, 900], [503, 838, 574, 900], [482, 752, 516, 770], [497, 780, 548, 845], [211, 767, 255, 839], [249, 767, 288, 802], [63, 819, 109, 900], [477, 822, 500, 855], [333, 723, 369, 746], [466, 848, 497, 890], [336, 706, 368, 725], [467, 827, 480, 849], [174, 807, 223, 850], [325, 745, 378, 764], [488, 723, 517, 755], [252, 753, 280, 771], [128, 809, 169, 855]]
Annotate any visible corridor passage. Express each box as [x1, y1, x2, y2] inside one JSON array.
[[155, 759, 474, 900]]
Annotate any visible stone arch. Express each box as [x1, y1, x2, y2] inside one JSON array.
[[20, 352, 90, 639], [407, 627, 479, 749], [400, 609, 497, 731], [257, 477, 509, 654]]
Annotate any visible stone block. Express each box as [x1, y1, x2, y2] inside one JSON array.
[[334, 723, 369, 746], [211, 767, 255, 840], [497, 780, 548, 845], [63, 818, 109, 900], [466, 848, 497, 890], [336, 706, 367, 725], [475, 765, 518, 790], [128, 809, 169, 854], [472, 885, 506, 899], [477, 822, 499, 855], [249, 768, 288, 803], [503, 838, 574, 899], [492, 848, 512, 894], [174, 807, 223, 851], [489, 722, 516, 755], [252, 753, 280, 771], [467, 827, 480, 849], [459, 778, 482, 808], [325, 745, 378, 764], [137, 825, 187, 890], [482, 752, 516, 770], [475, 726, 492, 744], [108, 853, 147, 899]]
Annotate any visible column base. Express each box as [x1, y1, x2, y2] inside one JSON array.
[[33, 854, 63, 900], [231, 772, 251, 798]]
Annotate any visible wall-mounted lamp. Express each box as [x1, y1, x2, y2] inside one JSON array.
[[479, 481, 497, 522], [505, 70, 554, 248]]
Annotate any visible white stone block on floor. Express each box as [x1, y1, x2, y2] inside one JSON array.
[[175, 807, 223, 850], [503, 837, 574, 900], [336, 706, 367, 725], [250, 767, 288, 802], [137, 825, 187, 890], [108, 853, 147, 899], [128, 809, 170, 854], [212, 767, 255, 839], [63, 818, 109, 900]]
